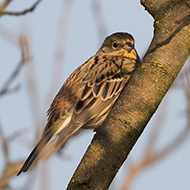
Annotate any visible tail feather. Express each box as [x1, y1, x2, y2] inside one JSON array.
[[39, 123, 81, 159], [17, 137, 48, 176], [17, 123, 81, 176]]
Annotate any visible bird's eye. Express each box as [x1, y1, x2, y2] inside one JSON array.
[[112, 42, 118, 49]]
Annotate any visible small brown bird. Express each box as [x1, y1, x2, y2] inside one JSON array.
[[17, 32, 140, 175]]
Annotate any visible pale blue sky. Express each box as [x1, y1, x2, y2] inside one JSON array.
[[0, 0, 189, 190]]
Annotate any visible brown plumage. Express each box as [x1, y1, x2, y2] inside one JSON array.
[[17, 32, 140, 176]]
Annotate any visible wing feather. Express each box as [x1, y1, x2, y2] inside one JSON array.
[[71, 55, 137, 128], [81, 85, 92, 100], [71, 55, 136, 127]]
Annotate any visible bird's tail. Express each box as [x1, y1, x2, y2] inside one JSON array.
[[17, 123, 80, 176], [17, 135, 50, 176], [39, 123, 81, 159]]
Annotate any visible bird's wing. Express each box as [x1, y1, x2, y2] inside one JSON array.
[[52, 55, 130, 150], [44, 54, 135, 133], [44, 81, 81, 137], [72, 55, 129, 128]]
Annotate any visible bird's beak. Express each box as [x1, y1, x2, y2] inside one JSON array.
[[122, 48, 137, 60], [123, 44, 133, 51]]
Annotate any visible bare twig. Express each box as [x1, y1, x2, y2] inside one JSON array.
[[0, 122, 9, 164], [0, 123, 26, 189], [0, 85, 21, 97], [0, 35, 31, 97], [7, 128, 28, 143], [0, 0, 42, 17], [0, 32, 33, 189], [0, 161, 24, 189], [0, 62, 22, 97], [0, 0, 12, 10]]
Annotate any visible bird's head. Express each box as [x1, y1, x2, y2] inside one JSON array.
[[97, 32, 138, 61]]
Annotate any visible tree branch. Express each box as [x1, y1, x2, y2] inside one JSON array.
[[0, 0, 42, 17], [67, 1, 190, 190], [0, 35, 30, 97], [0, 0, 12, 10], [0, 124, 25, 189]]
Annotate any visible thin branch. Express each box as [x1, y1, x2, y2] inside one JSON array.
[[0, 122, 9, 164], [0, 62, 23, 97], [0, 35, 31, 97], [7, 128, 28, 143], [0, 0, 42, 17], [0, 124, 26, 189], [0, 161, 24, 189], [0, 33, 33, 189], [0, 0, 12, 10]]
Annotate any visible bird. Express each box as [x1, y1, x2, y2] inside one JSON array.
[[17, 32, 140, 176]]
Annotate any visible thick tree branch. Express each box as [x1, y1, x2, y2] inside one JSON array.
[[121, 67, 190, 189], [67, 1, 190, 190]]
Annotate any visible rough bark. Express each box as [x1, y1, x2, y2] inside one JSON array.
[[67, 1, 190, 189]]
